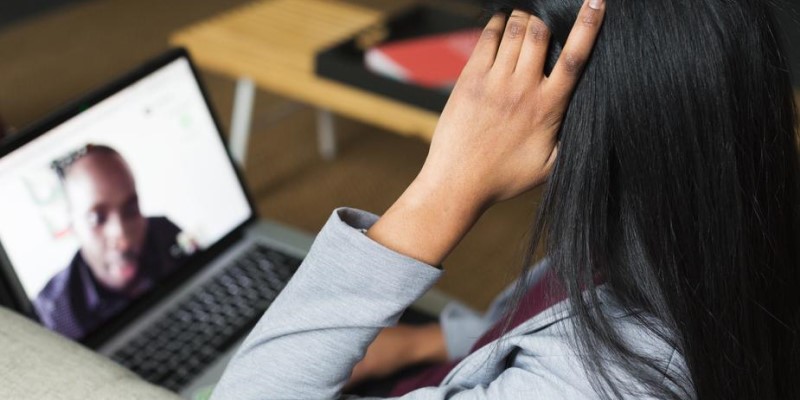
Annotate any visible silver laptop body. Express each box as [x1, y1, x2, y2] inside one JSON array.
[[0, 48, 314, 398]]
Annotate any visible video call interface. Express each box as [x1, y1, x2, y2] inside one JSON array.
[[0, 58, 252, 340]]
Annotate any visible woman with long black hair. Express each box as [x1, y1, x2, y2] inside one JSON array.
[[211, 0, 799, 398]]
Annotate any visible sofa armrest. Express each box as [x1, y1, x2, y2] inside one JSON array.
[[0, 306, 181, 400]]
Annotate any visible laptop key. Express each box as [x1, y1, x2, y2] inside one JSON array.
[[110, 242, 300, 390]]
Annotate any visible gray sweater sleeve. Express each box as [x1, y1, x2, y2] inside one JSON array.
[[440, 259, 551, 360], [209, 209, 688, 399], [210, 208, 443, 400]]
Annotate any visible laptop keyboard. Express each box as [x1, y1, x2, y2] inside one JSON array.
[[110, 243, 302, 391]]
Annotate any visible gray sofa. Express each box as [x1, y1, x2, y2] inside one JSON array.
[[0, 306, 180, 400]]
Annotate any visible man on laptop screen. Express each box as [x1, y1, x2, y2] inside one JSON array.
[[0, 51, 309, 394], [35, 143, 196, 339]]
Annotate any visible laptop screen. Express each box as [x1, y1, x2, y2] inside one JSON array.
[[0, 56, 253, 340]]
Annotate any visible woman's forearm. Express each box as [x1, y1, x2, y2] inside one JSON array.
[[414, 323, 449, 364], [366, 173, 486, 267]]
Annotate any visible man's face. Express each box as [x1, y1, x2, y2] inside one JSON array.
[[63, 153, 147, 292]]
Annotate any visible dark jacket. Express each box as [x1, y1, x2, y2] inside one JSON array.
[[34, 216, 183, 340]]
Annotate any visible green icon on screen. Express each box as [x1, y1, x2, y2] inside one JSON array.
[[181, 114, 192, 129]]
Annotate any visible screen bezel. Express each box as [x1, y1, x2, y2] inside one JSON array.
[[0, 48, 260, 347]]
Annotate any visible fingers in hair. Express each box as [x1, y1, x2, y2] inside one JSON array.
[[514, 16, 551, 80], [546, 0, 606, 101], [492, 10, 531, 75], [464, 13, 507, 74]]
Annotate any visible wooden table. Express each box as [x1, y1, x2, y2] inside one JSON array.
[[170, 0, 441, 165]]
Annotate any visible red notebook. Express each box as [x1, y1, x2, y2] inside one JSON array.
[[364, 29, 482, 90]]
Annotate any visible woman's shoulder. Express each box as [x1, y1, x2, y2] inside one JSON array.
[[527, 289, 692, 398], [447, 288, 692, 399]]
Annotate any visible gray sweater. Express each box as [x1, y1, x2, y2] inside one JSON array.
[[211, 208, 690, 399]]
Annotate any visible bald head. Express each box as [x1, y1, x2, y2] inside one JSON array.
[[61, 149, 148, 295]]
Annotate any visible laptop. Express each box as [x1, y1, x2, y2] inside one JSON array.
[[0, 48, 316, 398]]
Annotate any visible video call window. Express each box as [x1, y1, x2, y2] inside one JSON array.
[[0, 58, 252, 339]]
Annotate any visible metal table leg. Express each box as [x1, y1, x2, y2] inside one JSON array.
[[316, 109, 337, 160], [229, 77, 256, 167], [231, 79, 337, 163]]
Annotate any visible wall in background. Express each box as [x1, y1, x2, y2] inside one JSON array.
[[1, 0, 797, 87], [0, 0, 89, 31]]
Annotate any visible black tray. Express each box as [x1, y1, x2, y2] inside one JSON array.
[[315, 5, 482, 113]]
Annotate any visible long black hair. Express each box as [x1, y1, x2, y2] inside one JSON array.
[[484, 0, 800, 398]]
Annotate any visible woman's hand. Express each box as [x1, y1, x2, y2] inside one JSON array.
[[368, 0, 606, 266], [421, 2, 606, 205], [347, 324, 446, 386]]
